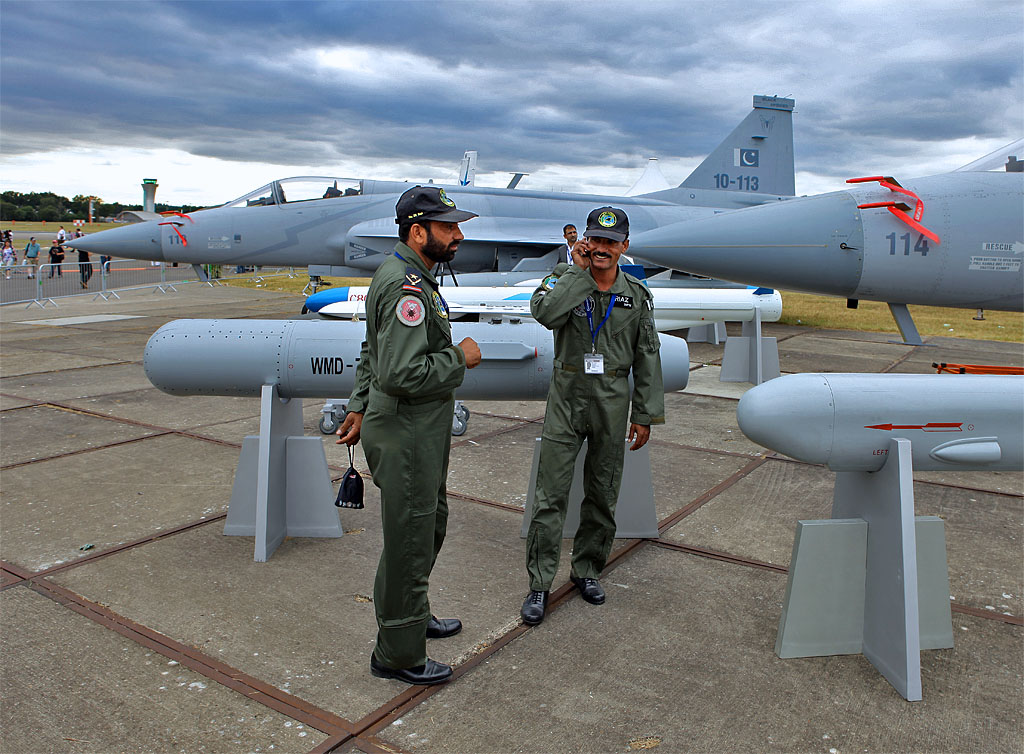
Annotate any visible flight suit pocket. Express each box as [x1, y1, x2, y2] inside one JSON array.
[[641, 318, 660, 352], [610, 307, 640, 338]]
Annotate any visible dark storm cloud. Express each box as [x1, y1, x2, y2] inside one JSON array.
[[2, 0, 1021, 184]]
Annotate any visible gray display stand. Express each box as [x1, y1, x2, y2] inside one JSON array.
[[775, 438, 953, 701], [719, 305, 780, 385], [686, 321, 727, 345], [521, 438, 658, 539], [224, 384, 343, 561]]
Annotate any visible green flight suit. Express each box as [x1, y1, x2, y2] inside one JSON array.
[[347, 243, 466, 669], [526, 263, 665, 591]]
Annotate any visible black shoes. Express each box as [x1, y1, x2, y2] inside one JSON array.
[[570, 575, 606, 605], [426, 615, 462, 639], [370, 653, 453, 685], [367, 615, 460, 684], [521, 590, 549, 625], [521, 578, 603, 626]]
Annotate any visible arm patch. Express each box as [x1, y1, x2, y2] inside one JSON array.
[[396, 295, 426, 326]]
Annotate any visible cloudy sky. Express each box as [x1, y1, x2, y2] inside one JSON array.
[[2, 0, 1021, 206]]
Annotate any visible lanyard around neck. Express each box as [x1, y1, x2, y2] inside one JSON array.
[[585, 295, 615, 353]]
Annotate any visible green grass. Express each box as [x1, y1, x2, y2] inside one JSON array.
[[225, 275, 1022, 344], [2, 221, 105, 235], [778, 291, 1022, 343], [223, 275, 372, 294]]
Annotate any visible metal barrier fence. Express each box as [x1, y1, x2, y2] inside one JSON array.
[[1, 261, 299, 307]]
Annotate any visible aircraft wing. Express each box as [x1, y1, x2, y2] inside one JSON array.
[[348, 216, 565, 246]]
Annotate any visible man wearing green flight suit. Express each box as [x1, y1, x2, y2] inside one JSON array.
[[336, 186, 482, 685], [521, 206, 665, 625]]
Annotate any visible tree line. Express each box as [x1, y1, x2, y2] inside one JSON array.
[[0, 191, 203, 222]]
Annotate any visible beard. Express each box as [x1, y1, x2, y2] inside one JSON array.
[[421, 227, 459, 264]]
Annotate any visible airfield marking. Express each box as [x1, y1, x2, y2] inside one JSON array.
[[0, 431, 174, 471], [657, 456, 770, 535], [652, 539, 788, 573], [880, 342, 930, 372], [25, 578, 358, 739], [7, 515, 227, 582]]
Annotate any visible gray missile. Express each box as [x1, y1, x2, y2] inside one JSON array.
[[736, 373, 1024, 472], [144, 318, 691, 400]]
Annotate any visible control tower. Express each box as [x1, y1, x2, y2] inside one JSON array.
[[142, 178, 158, 212]]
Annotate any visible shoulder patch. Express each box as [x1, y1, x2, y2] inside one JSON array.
[[396, 295, 425, 326], [541, 274, 559, 291]]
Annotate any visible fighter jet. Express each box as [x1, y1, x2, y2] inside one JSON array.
[[628, 142, 1024, 344], [67, 96, 797, 281]]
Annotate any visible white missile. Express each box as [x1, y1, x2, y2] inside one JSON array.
[[313, 285, 783, 332], [144, 318, 691, 400], [736, 373, 1024, 472]]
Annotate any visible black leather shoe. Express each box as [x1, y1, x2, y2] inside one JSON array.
[[521, 590, 548, 625], [369, 653, 453, 685], [426, 615, 462, 639], [570, 575, 606, 605]]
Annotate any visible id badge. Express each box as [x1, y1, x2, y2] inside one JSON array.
[[584, 353, 605, 375]]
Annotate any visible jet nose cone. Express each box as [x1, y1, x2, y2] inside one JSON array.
[[658, 333, 690, 392], [736, 374, 835, 464], [629, 191, 865, 296], [66, 221, 164, 261]]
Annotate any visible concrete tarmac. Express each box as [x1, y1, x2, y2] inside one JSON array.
[[1, 284, 1021, 754]]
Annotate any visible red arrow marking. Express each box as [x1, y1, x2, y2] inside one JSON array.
[[865, 422, 963, 432]]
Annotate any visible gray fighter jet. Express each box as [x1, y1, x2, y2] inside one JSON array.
[[628, 144, 1024, 344], [67, 96, 797, 280]]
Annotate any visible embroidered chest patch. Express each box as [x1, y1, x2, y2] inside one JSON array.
[[572, 295, 595, 317], [432, 290, 449, 319]]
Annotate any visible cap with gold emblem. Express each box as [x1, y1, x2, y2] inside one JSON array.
[[395, 185, 478, 225], [582, 206, 629, 242]]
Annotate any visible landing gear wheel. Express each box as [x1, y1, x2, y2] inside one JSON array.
[[319, 414, 340, 435], [451, 415, 468, 436]]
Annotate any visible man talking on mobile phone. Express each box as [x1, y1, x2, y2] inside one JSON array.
[[521, 206, 665, 626]]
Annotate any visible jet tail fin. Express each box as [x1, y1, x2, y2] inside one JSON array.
[[459, 151, 478, 186], [680, 95, 795, 196]]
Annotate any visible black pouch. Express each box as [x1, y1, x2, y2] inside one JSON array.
[[335, 445, 364, 509]]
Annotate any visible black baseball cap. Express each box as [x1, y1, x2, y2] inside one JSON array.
[[395, 186, 478, 225], [583, 206, 629, 242]]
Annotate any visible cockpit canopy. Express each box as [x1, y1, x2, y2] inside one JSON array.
[[955, 138, 1024, 173], [222, 177, 364, 208]]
